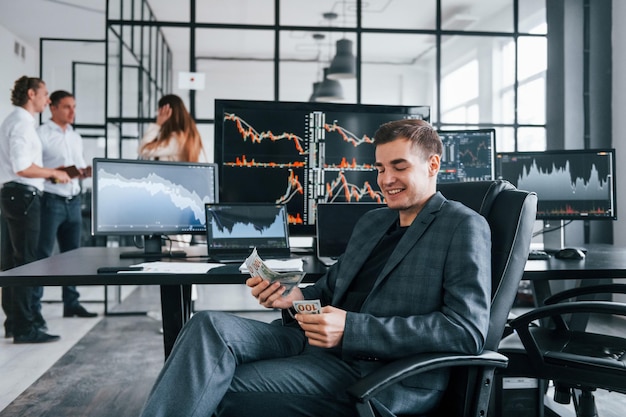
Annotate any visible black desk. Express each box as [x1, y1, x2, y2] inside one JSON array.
[[524, 244, 626, 304], [0, 246, 327, 358], [2, 245, 624, 358]]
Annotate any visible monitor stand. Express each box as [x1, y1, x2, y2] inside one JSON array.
[[119, 235, 187, 259], [541, 220, 566, 253]]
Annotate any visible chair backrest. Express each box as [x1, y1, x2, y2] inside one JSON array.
[[435, 180, 537, 416], [437, 180, 537, 351]]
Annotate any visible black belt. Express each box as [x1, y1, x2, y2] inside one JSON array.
[[2, 181, 42, 197], [43, 191, 78, 202]]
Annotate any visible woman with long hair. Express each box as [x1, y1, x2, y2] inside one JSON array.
[[138, 94, 206, 162]]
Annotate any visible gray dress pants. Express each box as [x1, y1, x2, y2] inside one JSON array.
[[140, 310, 361, 417]]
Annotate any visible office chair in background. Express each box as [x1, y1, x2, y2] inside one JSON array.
[[348, 180, 538, 417], [499, 283, 626, 417]]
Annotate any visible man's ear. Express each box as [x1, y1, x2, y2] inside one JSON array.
[[428, 154, 440, 177]]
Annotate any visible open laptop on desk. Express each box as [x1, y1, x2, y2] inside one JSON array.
[[316, 202, 386, 266], [205, 203, 291, 263]]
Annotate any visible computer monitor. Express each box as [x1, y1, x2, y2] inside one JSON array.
[[437, 129, 496, 183], [214, 99, 430, 236], [205, 203, 291, 262], [92, 158, 219, 258], [496, 149, 616, 220], [316, 202, 386, 265]]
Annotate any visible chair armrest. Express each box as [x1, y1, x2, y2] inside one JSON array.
[[508, 301, 626, 330], [347, 350, 508, 402], [544, 284, 626, 305], [506, 301, 626, 372]]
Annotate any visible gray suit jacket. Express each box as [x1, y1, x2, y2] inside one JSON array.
[[301, 192, 491, 414]]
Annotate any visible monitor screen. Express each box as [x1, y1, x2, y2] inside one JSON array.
[[214, 99, 430, 236], [206, 203, 290, 251], [496, 149, 616, 220], [92, 158, 219, 256], [437, 129, 496, 183], [316, 202, 386, 264]]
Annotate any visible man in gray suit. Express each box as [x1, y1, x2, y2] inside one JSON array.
[[140, 119, 491, 417]]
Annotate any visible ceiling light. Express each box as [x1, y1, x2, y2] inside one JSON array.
[[315, 67, 344, 102], [308, 81, 321, 102], [327, 38, 356, 80]]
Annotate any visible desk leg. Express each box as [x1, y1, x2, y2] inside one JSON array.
[[160, 284, 192, 360], [569, 278, 611, 330], [531, 278, 610, 330], [531, 280, 553, 327], [531, 280, 552, 307]]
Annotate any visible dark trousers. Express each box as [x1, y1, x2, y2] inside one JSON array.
[[36, 192, 82, 311], [140, 311, 361, 417], [1, 184, 42, 337]]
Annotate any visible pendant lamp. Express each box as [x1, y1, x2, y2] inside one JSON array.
[[308, 81, 321, 102], [327, 38, 356, 80], [315, 67, 344, 102]]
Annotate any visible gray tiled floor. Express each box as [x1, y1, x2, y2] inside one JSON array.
[[0, 283, 279, 413], [0, 286, 106, 411]]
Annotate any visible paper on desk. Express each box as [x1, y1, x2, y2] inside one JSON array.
[[238, 258, 304, 273], [123, 261, 225, 274]]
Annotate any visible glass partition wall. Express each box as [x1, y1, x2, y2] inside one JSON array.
[[36, 0, 613, 260], [105, 0, 550, 159], [107, 0, 172, 159]]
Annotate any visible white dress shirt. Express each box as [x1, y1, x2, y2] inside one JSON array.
[[0, 106, 45, 190], [37, 119, 87, 197]]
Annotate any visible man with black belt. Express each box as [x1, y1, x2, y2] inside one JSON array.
[[0, 76, 71, 343], [36, 90, 96, 320]]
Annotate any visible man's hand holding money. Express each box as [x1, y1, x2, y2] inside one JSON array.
[[247, 276, 303, 309], [245, 248, 306, 309], [294, 304, 347, 349]]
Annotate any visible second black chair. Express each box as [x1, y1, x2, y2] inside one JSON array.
[[499, 283, 626, 417]]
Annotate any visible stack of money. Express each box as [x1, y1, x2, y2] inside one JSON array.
[[244, 248, 306, 296]]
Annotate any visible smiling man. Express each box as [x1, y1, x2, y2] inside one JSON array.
[[140, 118, 492, 417]]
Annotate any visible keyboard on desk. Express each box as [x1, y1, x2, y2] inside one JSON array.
[[528, 249, 551, 260]]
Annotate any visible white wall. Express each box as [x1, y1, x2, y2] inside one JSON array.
[[0, 23, 38, 118], [613, 1, 626, 247]]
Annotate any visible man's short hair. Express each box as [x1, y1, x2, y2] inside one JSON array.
[[373, 119, 443, 158], [49, 90, 74, 107], [10, 76, 45, 107]]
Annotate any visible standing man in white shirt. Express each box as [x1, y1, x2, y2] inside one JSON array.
[[0, 76, 70, 343], [36, 90, 96, 320]]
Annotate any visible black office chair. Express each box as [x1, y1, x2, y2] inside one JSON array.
[[499, 283, 626, 417], [347, 180, 538, 417]]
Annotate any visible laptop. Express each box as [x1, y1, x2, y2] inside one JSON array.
[[205, 203, 291, 263], [316, 203, 386, 266]]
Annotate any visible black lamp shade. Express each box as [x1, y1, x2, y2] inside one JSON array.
[[315, 68, 344, 102], [327, 39, 356, 80]]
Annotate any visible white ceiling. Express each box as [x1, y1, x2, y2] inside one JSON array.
[[0, 0, 106, 48], [0, 0, 510, 65]]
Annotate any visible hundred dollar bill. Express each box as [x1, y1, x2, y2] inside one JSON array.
[[244, 248, 306, 296], [292, 299, 321, 315]]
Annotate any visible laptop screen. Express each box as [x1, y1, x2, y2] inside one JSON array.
[[316, 203, 386, 260], [205, 203, 290, 256]]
